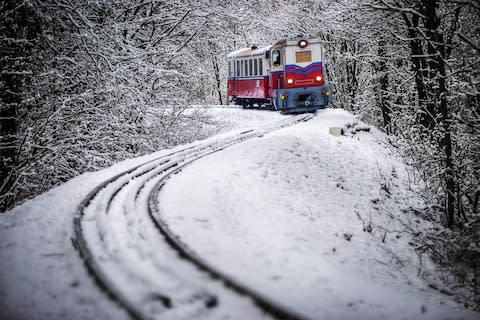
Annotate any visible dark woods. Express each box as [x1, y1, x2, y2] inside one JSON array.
[[329, 0, 479, 308], [0, 0, 479, 309], [363, 1, 479, 308]]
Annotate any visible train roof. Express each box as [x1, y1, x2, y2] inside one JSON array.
[[275, 37, 323, 46], [227, 37, 323, 59], [227, 45, 272, 58]]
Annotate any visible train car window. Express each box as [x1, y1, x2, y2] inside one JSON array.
[[228, 61, 231, 77], [259, 59, 263, 74], [236, 60, 240, 76], [249, 59, 253, 76], [240, 60, 243, 76], [295, 50, 312, 63], [254, 59, 258, 75], [272, 50, 281, 66]]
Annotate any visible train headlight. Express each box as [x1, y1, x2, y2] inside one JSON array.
[[323, 89, 331, 96], [287, 78, 294, 84], [298, 40, 308, 48], [280, 95, 286, 100], [315, 76, 322, 82]]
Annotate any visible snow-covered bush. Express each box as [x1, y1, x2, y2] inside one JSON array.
[[0, 0, 227, 209]]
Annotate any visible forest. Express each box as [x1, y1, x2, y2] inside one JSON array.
[[0, 0, 479, 310]]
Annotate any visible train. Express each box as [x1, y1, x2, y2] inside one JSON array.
[[227, 37, 333, 113]]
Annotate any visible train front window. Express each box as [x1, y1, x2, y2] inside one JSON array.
[[259, 59, 263, 74], [272, 50, 281, 66], [254, 59, 258, 75]]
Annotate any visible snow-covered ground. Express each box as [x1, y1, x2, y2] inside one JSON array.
[[0, 109, 285, 320], [0, 108, 477, 320], [159, 109, 476, 320]]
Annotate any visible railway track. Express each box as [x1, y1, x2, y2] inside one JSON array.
[[73, 114, 313, 320]]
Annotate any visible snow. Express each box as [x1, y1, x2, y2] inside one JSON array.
[[226, 47, 251, 58], [202, 108, 286, 131], [0, 107, 477, 320], [0, 109, 284, 320], [0, 170, 129, 320], [79, 135, 278, 319], [158, 109, 478, 320], [252, 45, 273, 56], [226, 45, 272, 58]]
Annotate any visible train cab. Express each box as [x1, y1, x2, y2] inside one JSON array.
[[268, 37, 333, 113]]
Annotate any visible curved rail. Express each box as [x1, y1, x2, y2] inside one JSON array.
[[73, 114, 313, 320], [148, 161, 306, 320]]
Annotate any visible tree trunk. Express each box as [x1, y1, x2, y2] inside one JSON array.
[[212, 57, 223, 105], [423, 0, 456, 227], [377, 39, 392, 134], [401, 12, 433, 129]]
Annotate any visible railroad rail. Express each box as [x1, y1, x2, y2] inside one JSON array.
[[73, 114, 313, 320]]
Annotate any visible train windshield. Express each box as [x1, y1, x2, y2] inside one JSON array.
[[272, 50, 281, 66]]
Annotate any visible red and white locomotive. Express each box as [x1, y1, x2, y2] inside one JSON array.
[[227, 37, 333, 113]]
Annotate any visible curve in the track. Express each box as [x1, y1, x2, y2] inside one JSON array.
[[73, 114, 314, 320]]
